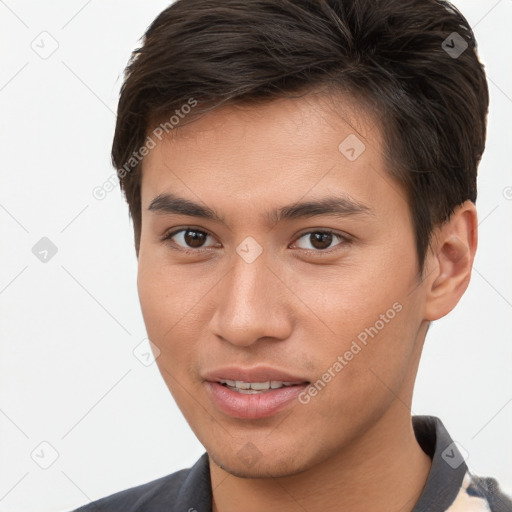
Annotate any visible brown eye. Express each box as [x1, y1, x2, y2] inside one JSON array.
[[293, 230, 346, 251], [163, 228, 218, 251], [183, 230, 207, 248]]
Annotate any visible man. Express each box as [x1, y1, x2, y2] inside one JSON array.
[[74, 0, 511, 510]]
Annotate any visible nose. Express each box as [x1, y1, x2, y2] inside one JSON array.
[[208, 247, 294, 347]]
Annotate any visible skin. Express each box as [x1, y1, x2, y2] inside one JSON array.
[[137, 92, 478, 512]]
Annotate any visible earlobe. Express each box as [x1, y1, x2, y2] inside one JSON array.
[[424, 201, 478, 321]]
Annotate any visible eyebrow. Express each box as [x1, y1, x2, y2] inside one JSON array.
[[148, 192, 372, 225]]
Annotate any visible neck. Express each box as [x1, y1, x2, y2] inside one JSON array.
[[210, 403, 432, 512]]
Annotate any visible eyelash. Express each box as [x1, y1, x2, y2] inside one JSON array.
[[160, 227, 350, 255]]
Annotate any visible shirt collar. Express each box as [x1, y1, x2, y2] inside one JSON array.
[[411, 415, 468, 511]]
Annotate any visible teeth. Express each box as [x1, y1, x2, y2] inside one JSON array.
[[250, 381, 270, 390], [219, 379, 300, 392]]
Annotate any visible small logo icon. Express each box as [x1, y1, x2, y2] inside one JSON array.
[[441, 441, 468, 469], [236, 236, 263, 264], [30, 31, 59, 60], [237, 442, 262, 468], [32, 237, 58, 263], [338, 134, 366, 161], [31, 441, 59, 469], [442, 32, 468, 59], [133, 338, 161, 366]]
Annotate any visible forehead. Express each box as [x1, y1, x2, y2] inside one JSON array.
[[140, 93, 404, 220]]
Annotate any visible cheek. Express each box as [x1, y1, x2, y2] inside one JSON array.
[[136, 255, 215, 381], [138, 250, 200, 332], [137, 262, 200, 409], [299, 306, 418, 442], [296, 256, 420, 410], [137, 260, 166, 337], [137, 257, 187, 358]]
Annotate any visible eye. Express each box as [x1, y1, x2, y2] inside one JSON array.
[[161, 228, 349, 254], [161, 228, 220, 252], [292, 230, 348, 252]]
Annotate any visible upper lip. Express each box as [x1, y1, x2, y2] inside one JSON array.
[[203, 366, 309, 383]]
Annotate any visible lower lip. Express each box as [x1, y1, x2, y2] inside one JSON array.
[[205, 382, 309, 419]]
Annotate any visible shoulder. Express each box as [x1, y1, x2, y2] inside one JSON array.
[[72, 469, 189, 512], [71, 454, 210, 512]]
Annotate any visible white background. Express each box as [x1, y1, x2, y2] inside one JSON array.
[[0, 1, 511, 511]]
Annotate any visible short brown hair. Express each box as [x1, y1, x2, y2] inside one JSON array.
[[112, 0, 489, 268]]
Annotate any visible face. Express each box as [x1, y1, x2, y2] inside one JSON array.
[[137, 93, 428, 478]]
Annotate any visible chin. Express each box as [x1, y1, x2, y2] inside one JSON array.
[[208, 446, 315, 479]]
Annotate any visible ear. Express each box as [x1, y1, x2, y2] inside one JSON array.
[[423, 200, 478, 321]]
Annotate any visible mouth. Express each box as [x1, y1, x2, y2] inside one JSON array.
[[217, 379, 307, 394], [203, 367, 310, 419]]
